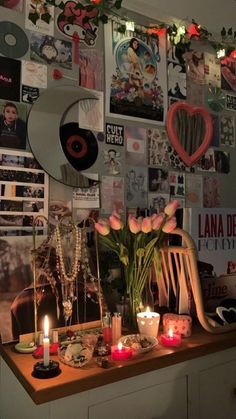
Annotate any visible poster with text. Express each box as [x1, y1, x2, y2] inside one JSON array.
[[183, 207, 236, 311], [104, 20, 167, 124]]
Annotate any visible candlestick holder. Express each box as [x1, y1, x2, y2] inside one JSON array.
[[32, 360, 61, 379]]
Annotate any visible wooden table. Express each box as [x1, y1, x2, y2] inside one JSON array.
[[1, 326, 236, 405]]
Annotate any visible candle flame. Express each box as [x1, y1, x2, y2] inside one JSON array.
[[117, 341, 123, 350], [44, 315, 49, 338], [146, 306, 150, 313], [168, 329, 173, 338]]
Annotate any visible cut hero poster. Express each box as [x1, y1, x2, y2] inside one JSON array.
[[105, 20, 168, 125]]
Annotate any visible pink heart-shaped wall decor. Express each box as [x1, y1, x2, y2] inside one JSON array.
[[166, 101, 213, 166]]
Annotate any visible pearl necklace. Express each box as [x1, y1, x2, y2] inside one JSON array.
[[55, 223, 82, 283]]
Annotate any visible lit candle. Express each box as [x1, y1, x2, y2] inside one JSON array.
[[137, 306, 160, 337], [43, 315, 50, 367], [111, 341, 133, 361], [160, 328, 182, 347]]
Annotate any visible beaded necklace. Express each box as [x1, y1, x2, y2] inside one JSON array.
[[55, 222, 82, 323]]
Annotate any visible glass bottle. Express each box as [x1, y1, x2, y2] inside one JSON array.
[[102, 312, 112, 345], [112, 312, 122, 344]]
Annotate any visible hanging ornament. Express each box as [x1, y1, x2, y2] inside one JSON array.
[[206, 85, 226, 113]]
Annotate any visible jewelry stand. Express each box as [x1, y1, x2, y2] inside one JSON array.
[[32, 215, 49, 344]]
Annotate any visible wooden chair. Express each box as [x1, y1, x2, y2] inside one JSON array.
[[158, 228, 236, 334]]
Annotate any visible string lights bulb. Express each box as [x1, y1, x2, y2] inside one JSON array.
[[126, 20, 135, 31], [216, 48, 226, 59]]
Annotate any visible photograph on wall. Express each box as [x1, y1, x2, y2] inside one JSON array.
[[0, 56, 21, 102], [105, 20, 168, 124], [169, 171, 185, 198], [78, 90, 104, 133], [0, 100, 27, 150], [0, 235, 36, 342], [168, 62, 186, 99], [221, 57, 236, 92], [214, 150, 230, 173], [72, 184, 100, 209], [22, 85, 40, 104], [25, 0, 54, 36], [79, 47, 104, 91], [101, 176, 124, 214], [184, 50, 205, 85], [148, 167, 169, 193], [0, 149, 49, 230], [196, 148, 216, 172], [225, 93, 236, 111], [103, 147, 122, 176], [148, 192, 170, 214], [204, 53, 221, 87], [220, 115, 235, 147], [167, 144, 187, 171], [30, 33, 72, 69], [21, 60, 47, 89], [147, 127, 169, 166], [126, 165, 147, 208], [203, 176, 220, 207], [125, 126, 147, 166], [185, 174, 203, 208]]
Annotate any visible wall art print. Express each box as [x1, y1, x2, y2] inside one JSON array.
[[105, 20, 168, 125]]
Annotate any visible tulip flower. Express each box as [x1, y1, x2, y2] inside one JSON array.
[[128, 215, 142, 234], [162, 216, 177, 233], [141, 216, 152, 233], [164, 200, 179, 217], [94, 219, 110, 236], [152, 213, 165, 230], [109, 214, 123, 230]]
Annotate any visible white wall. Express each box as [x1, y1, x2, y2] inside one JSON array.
[[124, 0, 236, 35]]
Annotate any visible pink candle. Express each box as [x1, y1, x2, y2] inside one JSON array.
[[111, 342, 133, 361], [160, 329, 181, 347]]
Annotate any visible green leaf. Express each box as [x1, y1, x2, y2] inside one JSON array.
[[99, 14, 108, 24], [114, 0, 122, 9], [86, 4, 96, 12], [119, 243, 129, 266], [92, 16, 99, 26], [117, 24, 126, 34], [74, 2, 85, 9], [28, 12, 40, 25], [83, 16, 90, 24], [57, 1, 65, 10], [41, 12, 52, 24], [67, 15, 76, 24]]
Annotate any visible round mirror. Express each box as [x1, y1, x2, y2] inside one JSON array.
[[27, 85, 98, 187]]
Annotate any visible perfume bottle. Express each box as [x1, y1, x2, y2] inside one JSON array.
[[102, 312, 112, 345], [112, 312, 122, 344]]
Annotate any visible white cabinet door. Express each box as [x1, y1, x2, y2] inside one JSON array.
[[89, 376, 187, 419], [199, 359, 236, 419]]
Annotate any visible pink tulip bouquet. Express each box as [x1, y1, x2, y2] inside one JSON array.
[[95, 200, 179, 328]]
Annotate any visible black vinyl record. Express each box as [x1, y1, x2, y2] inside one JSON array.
[[60, 123, 98, 171]]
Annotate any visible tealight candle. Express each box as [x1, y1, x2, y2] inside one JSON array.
[[160, 328, 182, 347], [43, 315, 50, 367], [137, 306, 160, 337], [111, 341, 133, 361]]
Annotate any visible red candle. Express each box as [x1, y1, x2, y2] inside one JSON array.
[[111, 342, 133, 361], [103, 327, 112, 345], [160, 329, 181, 347]]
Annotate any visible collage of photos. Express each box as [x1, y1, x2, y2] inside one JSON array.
[[0, 149, 48, 234]]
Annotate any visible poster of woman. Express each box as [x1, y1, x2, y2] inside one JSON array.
[[105, 20, 168, 124]]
